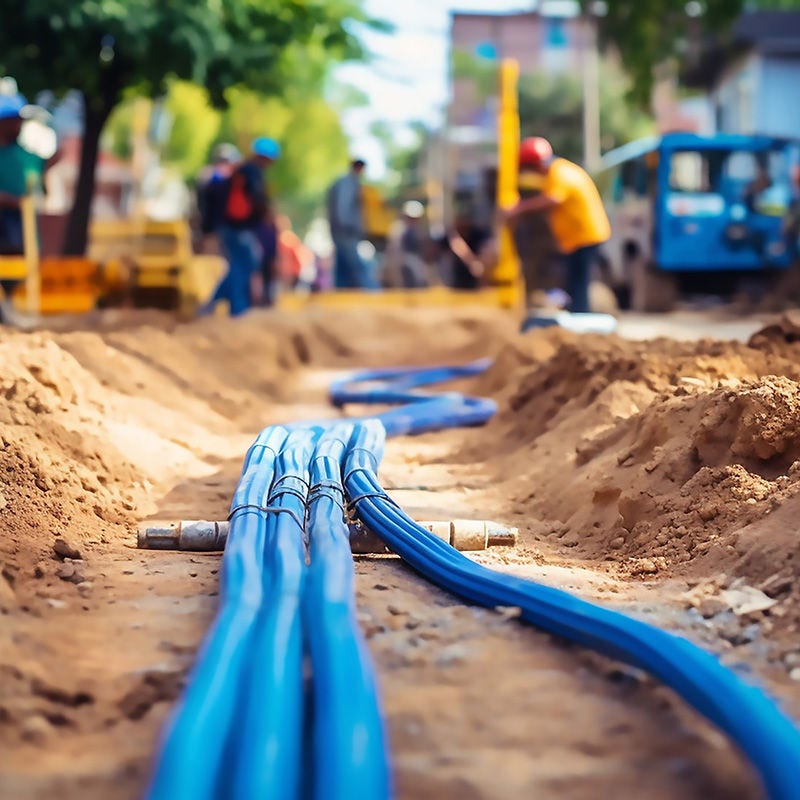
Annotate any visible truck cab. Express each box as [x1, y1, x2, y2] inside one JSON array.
[[597, 132, 799, 310]]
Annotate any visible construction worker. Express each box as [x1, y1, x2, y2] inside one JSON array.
[[0, 88, 58, 326], [199, 136, 279, 317], [501, 136, 611, 313], [326, 158, 368, 288], [196, 142, 241, 251]]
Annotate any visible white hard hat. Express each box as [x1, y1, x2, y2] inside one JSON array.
[[402, 200, 424, 219]]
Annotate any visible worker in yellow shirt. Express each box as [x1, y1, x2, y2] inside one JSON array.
[[502, 136, 610, 313]]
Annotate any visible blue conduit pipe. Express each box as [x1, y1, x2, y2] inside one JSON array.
[[305, 424, 392, 799], [147, 422, 391, 800], [338, 413, 800, 800], [147, 426, 290, 800], [228, 427, 316, 800]]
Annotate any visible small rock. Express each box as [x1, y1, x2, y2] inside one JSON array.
[[697, 504, 718, 522], [631, 559, 658, 576], [373, 583, 389, 591], [56, 563, 85, 585], [46, 598, 68, 610], [21, 713, 52, 743], [561, 531, 579, 548], [783, 652, 800, 669], [609, 536, 625, 550], [387, 605, 404, 616], [53, 538, 81, 561], [385, 615, 407, 632], [759, 573, 793, 598], [789, 668, 800, 682], [76, 581, 93, 597], [720, 585, 777, 616], [436, 643, 472, 667], [697, 597, 728, 619], [0, 491, 7, 511], [33, 561, 46, 579]]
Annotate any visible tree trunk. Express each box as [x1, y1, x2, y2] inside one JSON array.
[[61, 94, 111, 256]]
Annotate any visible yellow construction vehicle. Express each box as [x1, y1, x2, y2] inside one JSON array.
[[1, 199, 224, 317]]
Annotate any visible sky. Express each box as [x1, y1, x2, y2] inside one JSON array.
[[333, 0, 537, 179]]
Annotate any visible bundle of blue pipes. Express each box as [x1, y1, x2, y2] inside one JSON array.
[[146, 360, 800, 800]]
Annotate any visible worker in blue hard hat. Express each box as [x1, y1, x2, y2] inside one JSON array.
[[199, 136, 280, 316], [0, 87, 59, 326]]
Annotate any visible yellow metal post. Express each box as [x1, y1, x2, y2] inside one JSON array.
[[493, 58, 523, 309], [21, 195, 40, 315]]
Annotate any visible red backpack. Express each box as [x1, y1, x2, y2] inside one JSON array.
[[225, 169, 253, 223]]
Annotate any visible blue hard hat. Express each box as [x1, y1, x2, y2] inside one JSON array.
[[0, 93, 26, 120], [252, 137, 280, 160]]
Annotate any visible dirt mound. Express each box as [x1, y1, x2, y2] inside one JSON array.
[[463, 328, 800, 623]]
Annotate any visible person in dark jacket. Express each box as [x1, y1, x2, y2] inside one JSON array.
[[199, 137, 279, 317]]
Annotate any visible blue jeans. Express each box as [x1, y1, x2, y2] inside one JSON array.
[[565, 244, 599, 314], [208, 226, 261, 316], [333, 235, 369, 289]]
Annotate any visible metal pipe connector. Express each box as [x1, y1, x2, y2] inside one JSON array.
[[138, 518, 518, 553]]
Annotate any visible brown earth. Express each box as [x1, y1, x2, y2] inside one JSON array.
[[1, 305, 799, 799]]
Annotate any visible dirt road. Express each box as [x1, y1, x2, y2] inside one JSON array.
[[1, 306, 798, 799]]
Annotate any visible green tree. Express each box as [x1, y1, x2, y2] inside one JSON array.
[[161, 82, 222, 179], [0, 0, 376, 254], [583, 0, 800, 107], [451, 49, 653, 163]]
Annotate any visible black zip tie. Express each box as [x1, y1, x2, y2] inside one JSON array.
[[227, 504, 305, 532], [308, 479, 345, 496], [307, 480, 346, 513], [268, 474, 310, 506], [347, 490, 399, 509]]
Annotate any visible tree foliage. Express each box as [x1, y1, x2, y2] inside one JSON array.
[[451, 49, 654, 163], [581, 0, 800, 107], [0, 0, 377, 253]]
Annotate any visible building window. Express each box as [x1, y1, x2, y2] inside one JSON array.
[[545, 17, 568, 49]]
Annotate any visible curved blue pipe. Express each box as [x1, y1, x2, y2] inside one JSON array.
[[305, 424, 392, 799], [341, 418, 800, 800]]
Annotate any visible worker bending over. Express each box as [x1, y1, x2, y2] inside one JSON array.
[[502, 137, 610, 313]]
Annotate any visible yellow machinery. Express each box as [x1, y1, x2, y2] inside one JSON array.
[[88, 218, 224, 311], [2, 205, 224, 316]]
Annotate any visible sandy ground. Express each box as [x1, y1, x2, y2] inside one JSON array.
[[1, 304, 799, 799]]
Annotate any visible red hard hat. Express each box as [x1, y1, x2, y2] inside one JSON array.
[[519, 136, 553, 168]]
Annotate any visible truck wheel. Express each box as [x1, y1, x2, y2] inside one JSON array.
[[630, 258, 677, 312]]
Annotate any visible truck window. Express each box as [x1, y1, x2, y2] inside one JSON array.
[[669, 151, 711, 193]]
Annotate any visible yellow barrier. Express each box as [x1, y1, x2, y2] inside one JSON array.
[[276, 285, 520, 313], [0, 196, 40, 314]]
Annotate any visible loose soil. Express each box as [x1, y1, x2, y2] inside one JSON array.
[[1, 305, 799, 799]]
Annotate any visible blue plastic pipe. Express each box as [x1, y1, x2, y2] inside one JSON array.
[[147, 426, 289, 800], [228, 427, 316, 800], [305, 424, 392, 799]]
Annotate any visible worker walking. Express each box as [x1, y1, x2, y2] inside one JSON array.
[[326, 158, 368, 289], [199, 137, 279, 317], [502, 137, 610, 314]]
